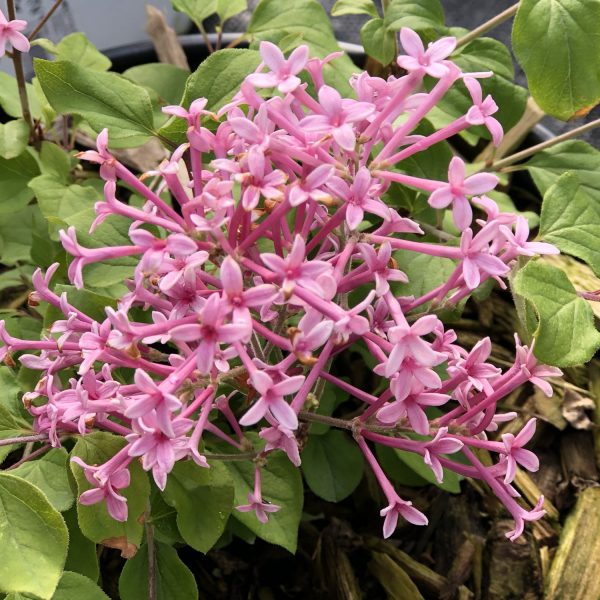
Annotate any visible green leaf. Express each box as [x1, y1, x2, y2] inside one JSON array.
[[0, 402, 32, 464], [35, 33, 111, 71], [512, 260, 600, 366], [512, 0, 600, 120], [0, 73, 42, 120], [70, 432, 149, 557], [0, 151, 41, 215], [540, 172, 600, 276], [123, 64, 190, 106], [171, 0, 216, 26], [119, 542, 198, 600], [148, 486, 184, 545], [0, 366, 29, 420], [162, 461, 234, 553], [10, 448, 74, 512], [248, 0, 357, 92], [217, 0, 247, 22], [225, 451, 303, 553], [0, 205, 45, 265], [0, 473, 68, 599], [29, 175, 98, 240], [159, 49, 261, 144], [63, 507, 99, 582], [525, 140, 600, 199], [331, 0, 378, 17], [302, 429, 364, 502], [0, 120, 29, 160], [38, 142, 73, 183], [51, 572, 108, 600], [393, 251, 455, 299], [34, 59, 157, 147], [360, 18, 397, 65], [384, 0, 445, 31]]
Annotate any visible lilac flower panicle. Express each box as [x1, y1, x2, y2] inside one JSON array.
[[3, 30, 562, 541]]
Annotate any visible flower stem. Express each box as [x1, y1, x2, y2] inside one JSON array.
[[489, 117, 600, 172], [456, 3, 520, 48], [0, 434, 49, 447], [7, 0, 33, 134]]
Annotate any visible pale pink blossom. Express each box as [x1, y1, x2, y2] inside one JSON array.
[[429, 157, 498, 230], [0, 10, 30, 57], [397, 28, 456, 78]]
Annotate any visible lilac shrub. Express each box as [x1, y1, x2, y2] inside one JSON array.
[[1, 31, 562, 541]]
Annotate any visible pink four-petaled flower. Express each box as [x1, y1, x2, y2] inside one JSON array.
[[0, 9, 29, 58], [429, 157, 498, 230]]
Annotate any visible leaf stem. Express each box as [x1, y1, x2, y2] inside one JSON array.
[[7, 0, 33, 134], [489, 117, 600, 171], [197, 22, 214, 54], [27, 0, 64, 41], [456, 3, 520, 48]]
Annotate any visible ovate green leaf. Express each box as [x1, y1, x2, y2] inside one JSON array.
[[525, 140, 600, 199], [0, 473, 68, 599], [217, 0, 247, 22], [0, 205, 45, 265], [360, 18, 397, 65], [63, 507, 99, 582], [123, 63, 190, 106], [331, 0, 378, 17], [51, 571, 109, 600], [38, 141, 73, 183], [302, 429, 364, 501], [10, 448, 74, 512], [119, 542, 198, 600], [226, 451, 303, 553], [34, 59, 157, 147], [0, 73, 42, 120], [540, 172, 600, 276], [0, 151, 40, 215], [162, 461, 234, 553], [29, 175, 98, 240], [0, 120, 29, 160], [512, 260, 600, 366], [70, 433, 149, 557], [35, 33, 111, 71], [384, 0, 445, 31], [512, 0, 600, 120], [171, 0, 216, 26]]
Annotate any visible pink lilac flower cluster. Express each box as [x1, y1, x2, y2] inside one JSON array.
[[1, 30, 561, 540]]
